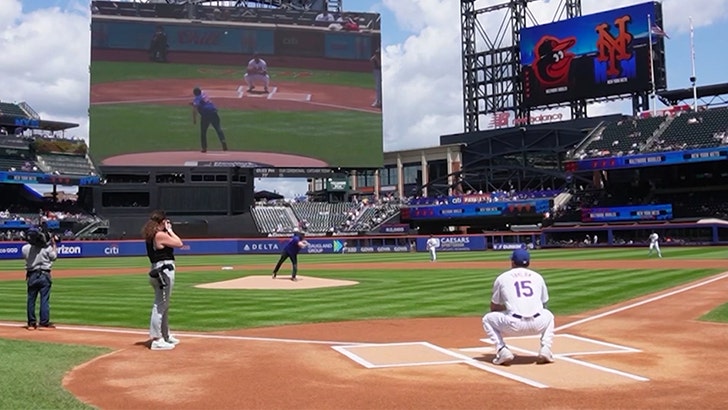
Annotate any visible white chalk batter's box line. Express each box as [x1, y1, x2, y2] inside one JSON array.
[[334, 339, 649, 387], [332, 341, 465, 369], [460, 333, 642, 356], [232, 86, 312, 102]]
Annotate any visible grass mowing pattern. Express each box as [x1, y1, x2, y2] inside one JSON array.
[[0, 339, 108, 409], [0, 248, 724, 330], [89, 103, 382, 167], [91, 61, 375, 88]]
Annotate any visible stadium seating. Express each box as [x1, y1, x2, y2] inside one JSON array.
[[251, 205, 298, 234], [650, 108, 728, 151], [36, 154, 97, 176], [577, 116, 666, 158], [91, 1, 380, 30], [0, 102, 28, 117]]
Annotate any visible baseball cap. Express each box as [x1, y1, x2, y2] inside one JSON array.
[[511, 248, 531, 267]]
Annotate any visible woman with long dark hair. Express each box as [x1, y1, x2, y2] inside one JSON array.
[[142, 210, 184, 350]]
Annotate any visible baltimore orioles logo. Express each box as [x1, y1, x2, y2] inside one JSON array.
[[531, 35, 577, 87]]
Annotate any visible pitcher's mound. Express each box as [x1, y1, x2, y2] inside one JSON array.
[[195, 275, 359, 290]]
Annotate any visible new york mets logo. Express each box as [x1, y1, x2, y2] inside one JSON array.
[[595, 15, 633, 77]]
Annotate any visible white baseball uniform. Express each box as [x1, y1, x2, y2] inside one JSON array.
[[426, 237, 440, 261], [244, 58, 270, 91], [482, 267, 555, 353], [648, 233, 662, 258]]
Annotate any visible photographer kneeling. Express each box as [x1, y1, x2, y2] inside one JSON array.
[[23, 226, 58, 330]]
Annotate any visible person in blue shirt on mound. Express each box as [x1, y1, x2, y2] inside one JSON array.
[[272, 232, 309, 281], [191, 87, 229, 153]]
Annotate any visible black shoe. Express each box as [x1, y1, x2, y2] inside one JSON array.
[[26, 323, 37, 330], [38, 323, 55, 329], [222, 143, 229, 151], [291, 277, 297, 282], [272, 272, 277, 279], [201, 149, 207, 153]]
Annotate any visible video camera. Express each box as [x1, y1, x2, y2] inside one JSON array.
[[25, 226, 60, 248]]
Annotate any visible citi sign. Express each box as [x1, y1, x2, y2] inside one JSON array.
[[104, 245, 120, 255]]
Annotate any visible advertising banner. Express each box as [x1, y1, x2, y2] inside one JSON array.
[[92, 20, 274, 54], [415, 236, 486, 252], [324, 32, 373, 60], [581, 204, 673, 222], [492, 243, 526, 251], [380, 224, 409, 234], [274, 28, 324, 57], [0, 243, 24, 260], [344, 245, 410, 253], [519, 2, 665, 106], [403, 200, 550, 220], [565, 147, 728, 172]]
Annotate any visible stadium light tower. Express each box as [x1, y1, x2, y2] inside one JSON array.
[[460, 0, 583, 133]]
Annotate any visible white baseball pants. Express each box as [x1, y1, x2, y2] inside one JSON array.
[[245, 73, 270, 89], [648, 242, 662, 256], [429, 248, 437, 261], [482, 310, 555, 351]]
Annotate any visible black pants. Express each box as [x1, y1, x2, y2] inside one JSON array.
[[27, 271, 52, 326], [273, 251, 298, 278], [200, 112, 227, 151]]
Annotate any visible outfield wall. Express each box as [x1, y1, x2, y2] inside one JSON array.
[[91, 16, 380, 72], [1, 222, 726, 259]]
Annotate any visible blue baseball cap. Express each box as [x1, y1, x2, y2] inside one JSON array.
[[511, 249, 531, 267]]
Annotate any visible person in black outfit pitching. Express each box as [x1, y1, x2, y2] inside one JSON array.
[[142, 210, 184, 351], [272, 232, 309, 281], [191, 87, 228, 153]]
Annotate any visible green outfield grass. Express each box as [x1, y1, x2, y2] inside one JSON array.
[[0, 248, 725, 330], [88, 105, 382, 167], [91, 61, 375, 88], [1, 247, 726, 408]]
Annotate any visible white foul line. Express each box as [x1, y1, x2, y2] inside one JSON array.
[[556, 271, 728, 332], [0, 321, 361, 346]]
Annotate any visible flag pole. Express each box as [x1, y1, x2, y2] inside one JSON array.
[[690, 16, 698, 111], [648, 14, 657, 115]]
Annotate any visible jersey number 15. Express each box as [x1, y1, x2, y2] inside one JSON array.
[[514, 280, 533, 297]]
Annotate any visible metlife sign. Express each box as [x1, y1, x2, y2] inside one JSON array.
[[415, 235, 486, 252]]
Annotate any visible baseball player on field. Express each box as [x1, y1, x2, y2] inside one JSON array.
[[426, 235, 440, 262], [647, 232, 662, 258], [242, 53, 270, 94], [482, 249, 555, 365]]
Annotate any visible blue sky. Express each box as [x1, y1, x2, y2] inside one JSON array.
[[6, 0, 728, 197]]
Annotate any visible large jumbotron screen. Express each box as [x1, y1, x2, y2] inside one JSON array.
[[519, 1, 667, 107], [89, 2, 383, 169]]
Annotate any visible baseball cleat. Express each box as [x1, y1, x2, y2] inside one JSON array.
[[536, 347, 554, 364], [166, 335, 180, 345], [151, 339, 175, 351], [492, 347, 514, 365], [272, 272, 277, 279]]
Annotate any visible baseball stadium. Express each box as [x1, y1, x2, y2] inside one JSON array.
[[1, 0, 728, 409]]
